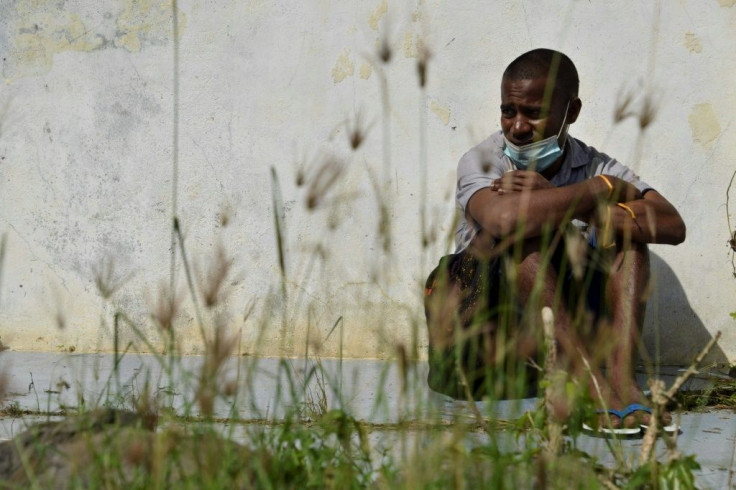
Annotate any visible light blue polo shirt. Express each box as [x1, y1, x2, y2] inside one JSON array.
[[454, 131, 652, 252]]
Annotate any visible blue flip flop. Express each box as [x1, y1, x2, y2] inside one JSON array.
[[582, 407, 642, 435], [622, 403, 679, 434]]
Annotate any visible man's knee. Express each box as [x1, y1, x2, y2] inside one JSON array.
[[610, 241, 650, 283], [511, 238, 563, 294]]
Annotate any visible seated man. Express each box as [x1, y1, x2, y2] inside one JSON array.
[[424, 48, 686, 430]]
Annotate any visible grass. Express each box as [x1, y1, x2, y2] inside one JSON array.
[[0, 5, 735, 490], [675, 381, 736, 411]]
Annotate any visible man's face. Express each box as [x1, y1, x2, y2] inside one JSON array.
[[500, 76, 572, 147]]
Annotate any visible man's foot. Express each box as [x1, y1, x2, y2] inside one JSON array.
[[586, 376, 642, 430], [583, 407, 642, 435], [626, 403, 678, 434], [614, 384, 674, 429], [585, 377, 663, 432]]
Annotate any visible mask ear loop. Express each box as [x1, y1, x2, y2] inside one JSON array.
[[555, 100, 572, 140]]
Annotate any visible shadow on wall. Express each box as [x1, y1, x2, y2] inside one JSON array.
[[642, 252, 728, 368]]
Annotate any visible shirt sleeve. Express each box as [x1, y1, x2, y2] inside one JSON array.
[[456, 135, 509, 213], [454, 133, 510, 251], [595, 158, 653, 195], [596, 158, 652, 194], [569, 137, 653, 195]]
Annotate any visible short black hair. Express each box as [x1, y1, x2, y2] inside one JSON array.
[[503, 49, 579, 100]]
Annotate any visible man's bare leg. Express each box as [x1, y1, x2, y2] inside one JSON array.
[[604, 241, 670, 426], [513, 241, 633, 427]]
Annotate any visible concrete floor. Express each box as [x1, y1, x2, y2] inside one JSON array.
[[0, 351, 734, 489]]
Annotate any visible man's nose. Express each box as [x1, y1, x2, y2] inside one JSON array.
[[511, 115, 533, 141]]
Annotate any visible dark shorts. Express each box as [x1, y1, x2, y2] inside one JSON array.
[[424, 241, 609, 400]]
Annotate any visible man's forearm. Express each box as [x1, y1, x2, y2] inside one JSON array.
[[608, 193, 686, 245], [469, 178, 610, 239]]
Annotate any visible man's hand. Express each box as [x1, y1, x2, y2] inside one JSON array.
[[490, 170, 554, 194]]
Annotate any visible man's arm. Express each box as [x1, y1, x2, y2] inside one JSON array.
[[467, 172, 638, 240], [604, 190, 686, 245]]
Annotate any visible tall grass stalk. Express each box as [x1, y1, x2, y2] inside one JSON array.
[[726, 168, 736, 277], [0, 233, 6, 308], [169, 0, 181, 297]]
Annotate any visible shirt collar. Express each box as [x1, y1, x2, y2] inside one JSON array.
[[549, 137, 581, 186]]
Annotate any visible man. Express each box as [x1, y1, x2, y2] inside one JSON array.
[[424, 48, 685, 431]]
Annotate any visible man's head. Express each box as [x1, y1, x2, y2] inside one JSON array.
[[503, 49, 579, 101], [500, 49, 582, 174]]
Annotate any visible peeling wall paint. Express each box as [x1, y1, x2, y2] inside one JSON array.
[[359, 62, 372, 79], [429, 99, 450, 125], [683, 32, 703, 53], [402, 31, 416, 58], [115, 0, 188, 53], [688, 103, 721, 149], [1, 0, 187, 80], [331, 48, 354, 83], [368, 0, 387, 30]]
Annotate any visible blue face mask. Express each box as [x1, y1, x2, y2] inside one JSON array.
[[503, 102, 570, 172]]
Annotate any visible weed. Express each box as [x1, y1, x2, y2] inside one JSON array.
[[1, 401, 23, 417]]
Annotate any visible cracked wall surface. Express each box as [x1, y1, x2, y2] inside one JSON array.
[[0, 0, 734, 364]]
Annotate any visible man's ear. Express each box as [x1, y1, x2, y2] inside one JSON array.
[[567, 97, 582, 124]]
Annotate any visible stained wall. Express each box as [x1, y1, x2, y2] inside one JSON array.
[[0, 0, 734, 364]]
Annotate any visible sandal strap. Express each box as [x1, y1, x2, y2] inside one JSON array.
[[595, 404, 653, 420], [595, 408, 625, 419], [619, 403, 652, 418]]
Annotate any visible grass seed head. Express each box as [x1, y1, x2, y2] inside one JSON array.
[[306, 155, 344, 210], [378, 203, 391, 252], [209, 321, 237, 368], [378, 31, 392, 63], [197, 319, 236, 417], [92, 255, 132, 300], [218, 201, 235, 228], [133, 379, 160, 430], [416, 43, 431, 88], [613, 85, 637, 124], [223, 378, 238, 397], [396, 343, 408, 392], [639, 92, 658, 129], [197, 243, 232, 309], [347, 111, 369, 150], [296, 167, 305, 187], [197, 385, 215, 417], [55, 307, 67, 330], [152, 280, 181, 332]]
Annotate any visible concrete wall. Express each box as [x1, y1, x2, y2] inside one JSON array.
[[0, 0, 734, 365]]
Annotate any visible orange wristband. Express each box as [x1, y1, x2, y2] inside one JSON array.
[[598, 175, 614, 199], [616, 202, 636, 220]]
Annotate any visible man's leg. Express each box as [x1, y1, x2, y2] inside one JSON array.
[[424, 251, 504, 400], [604, 241, 668, 426], [512, 240, 629, 424], [425, 244, 539, 400]]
